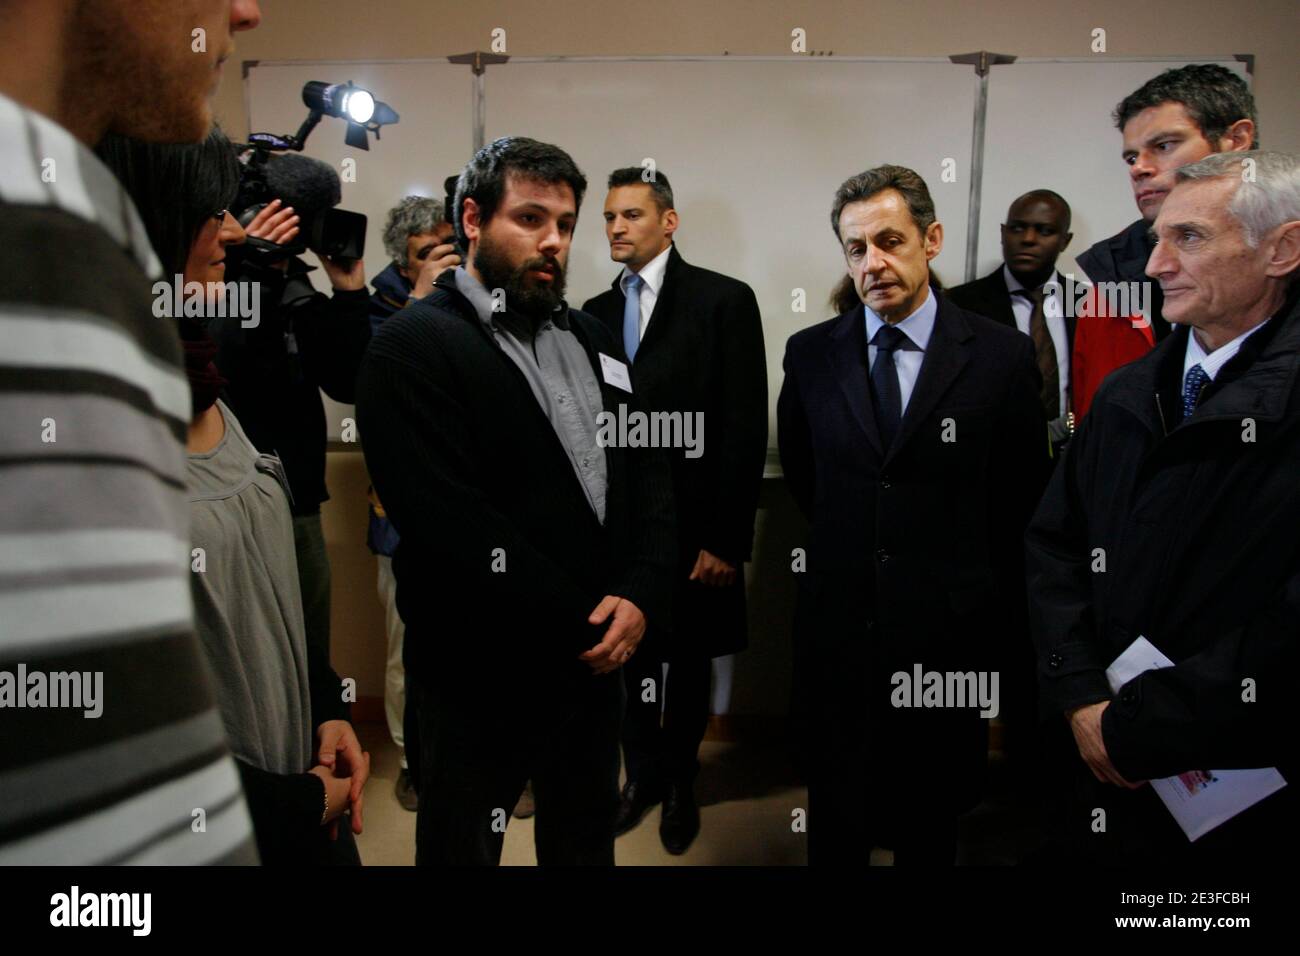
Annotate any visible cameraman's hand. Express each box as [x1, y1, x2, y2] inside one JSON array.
[[409, 243, 462, 300], [245, 198, 300, 245], [317, 252, 366, 291]]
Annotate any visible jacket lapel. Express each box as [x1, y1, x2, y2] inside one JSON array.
[[599, 272, 624, 337], [1113, 220, 1154, 285], [986, 269, 1018, 328], [827, 304, 884, 459], [887, 295, 972, 463], [1145, 306, 1300, 636], [634, 243, 683, 360]]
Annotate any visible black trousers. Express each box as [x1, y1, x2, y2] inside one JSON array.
[[807, 767, 958, 867], [805, 707, 981, 867], [621, 646, 712, 789], [409, 668, 624, 866]]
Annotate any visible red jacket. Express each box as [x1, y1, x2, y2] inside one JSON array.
[[1071, 287, 1156, 420]]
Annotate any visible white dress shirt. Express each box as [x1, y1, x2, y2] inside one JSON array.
[[618, 242, 673, 341], [1004, 265, 1070, 416], [1183, 318, 1272, 386], [864, 285, 938, 416]]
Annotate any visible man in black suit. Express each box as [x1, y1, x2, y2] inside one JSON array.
[[946, 190, 1075, 818], [356, 137, 675, 866], [582, 169, 767, 855], [947, 190, 1075, 453], [778, 165, 1047, 865]]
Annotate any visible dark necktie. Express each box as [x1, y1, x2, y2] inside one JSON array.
[[1183, 363, 1210, 420], [870, 324, 909, 453], [1015, 286, 1060, 419]]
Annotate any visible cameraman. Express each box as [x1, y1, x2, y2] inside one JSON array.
[[370, 195, 460, 324], [212, 155, 373, 669]]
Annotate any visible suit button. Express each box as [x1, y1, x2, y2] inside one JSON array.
[[1048, 652, 1063, 670], [876, 549, 890, 563], [1120, 690, 1135, 704]]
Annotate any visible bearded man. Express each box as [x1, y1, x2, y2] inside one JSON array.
[[356, 137, 675, 866]]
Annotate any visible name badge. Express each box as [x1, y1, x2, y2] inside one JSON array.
[[599, 353, 633, 393]]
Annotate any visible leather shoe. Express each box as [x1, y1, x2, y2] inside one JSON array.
[[613, 780, 663, 836], [394, 769, 418, 812], [512, 781, 536, 819], [659, 782, 700, 855]]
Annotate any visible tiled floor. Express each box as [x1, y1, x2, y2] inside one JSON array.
[[352, 720, 1041, 866]]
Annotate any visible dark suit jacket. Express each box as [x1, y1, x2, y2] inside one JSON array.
[[1026, 291, 1300, 863], [356, 269, 676, 713], [777, 290, 1048, 813], [582, 244, 767, 657], [946, 266, 1078, 379]]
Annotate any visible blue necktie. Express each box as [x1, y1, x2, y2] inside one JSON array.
[[871, 324, 909, 452], [623, 273, 643, 362], [1183, 363, 1210, 420]]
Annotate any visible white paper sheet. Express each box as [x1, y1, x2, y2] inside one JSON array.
[[1105, 636, 1287, 841]]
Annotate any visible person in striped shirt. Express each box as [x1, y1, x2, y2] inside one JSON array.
[[0, 0, 264, 864]]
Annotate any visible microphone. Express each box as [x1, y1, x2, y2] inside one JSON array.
[[239, 152, 365, 260]]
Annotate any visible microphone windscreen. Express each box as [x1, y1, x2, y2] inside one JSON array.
[[262, 153, 342, 219]]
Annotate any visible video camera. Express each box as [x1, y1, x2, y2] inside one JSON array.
[[225, 81, 399, 292]]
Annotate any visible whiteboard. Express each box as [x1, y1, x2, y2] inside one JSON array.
[[245, 61, 475, 441], [976, 58, 1249, 284], [485, 59, 977, 445], [242, 55, 1250, 445]]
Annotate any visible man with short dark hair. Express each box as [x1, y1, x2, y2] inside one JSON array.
[[779, 165, 1047, 865], [0, 0, 263, 864], [582, 168, 767, 855], [1072, 64, 1257, 419], [1027, 150, 1300, 864], [356, 137, 675, 866]]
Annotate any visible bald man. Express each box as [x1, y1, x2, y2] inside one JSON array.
[[948, 190, 1075, 451]]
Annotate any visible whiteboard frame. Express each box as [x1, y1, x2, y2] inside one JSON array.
[[243, 51, 1254, 452]]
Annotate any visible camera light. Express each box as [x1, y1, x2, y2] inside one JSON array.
[[342, 89, 375, 124]]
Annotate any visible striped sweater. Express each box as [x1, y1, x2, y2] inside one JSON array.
[[0, 92, 257, 864]]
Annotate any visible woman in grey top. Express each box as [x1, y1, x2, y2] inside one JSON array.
[[98, 127, 370, 864]]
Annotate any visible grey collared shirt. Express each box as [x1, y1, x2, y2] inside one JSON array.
[[454, 266, 608, 523]]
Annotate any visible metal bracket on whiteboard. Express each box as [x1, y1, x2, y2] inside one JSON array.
[[951, 52, 1016, 283], [449, 52, 509, 151], [950, 51, 1017, 76], [448, 51, 510, 75]]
